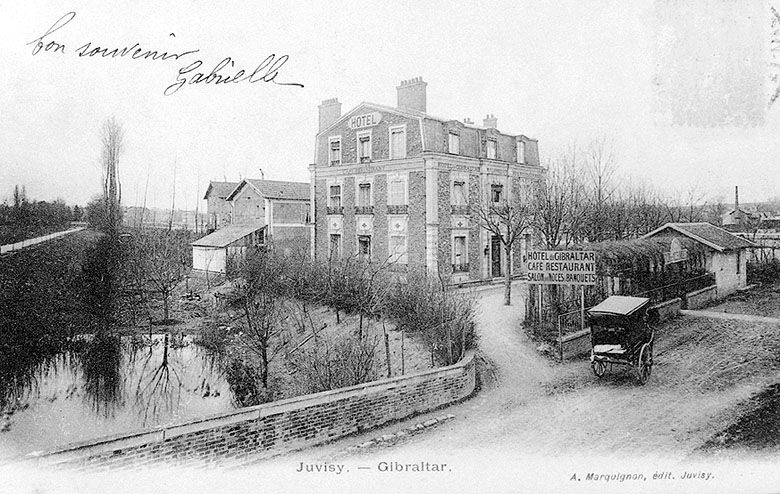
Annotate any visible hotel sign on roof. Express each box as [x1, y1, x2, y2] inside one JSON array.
[[525, 250, 597, 285], [348, 112, 382, 130]]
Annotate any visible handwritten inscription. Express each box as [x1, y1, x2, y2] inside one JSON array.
[[26, 12, 304, 96]]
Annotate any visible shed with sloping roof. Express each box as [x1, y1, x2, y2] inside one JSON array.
[[643, 222, 755, 296], [191, 223, 266, 273]]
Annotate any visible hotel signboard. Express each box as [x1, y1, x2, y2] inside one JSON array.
[[525, 250, 597, 286]]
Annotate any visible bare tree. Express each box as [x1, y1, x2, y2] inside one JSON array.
[[770, 5, 780, 107], [101, 117, 124, 236], [682, 185, 706, 223], [533, 146, 587, 249], [706, 194, 727, 226], [129, 229, 189, 322], [472, 179, 536, 305], [228, 253, 289, 391], [582, 137, 618, 242]]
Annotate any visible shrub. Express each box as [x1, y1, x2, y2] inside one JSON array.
[[383, 270, 477, 366], [224, 358, 277, 407], [234, 251, 479, 368], [748, 259, 780, 285], [287, 334, 379, 394]]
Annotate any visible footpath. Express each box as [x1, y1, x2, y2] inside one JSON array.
[[0, 227, 86, 254], [681, 309, 780, 325]]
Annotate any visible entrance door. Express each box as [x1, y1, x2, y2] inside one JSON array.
[[491, 235, 502, 278]]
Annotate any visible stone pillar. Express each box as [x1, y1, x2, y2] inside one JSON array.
[[425, 158, 439, 274], [309, 164, 316, 261], [480, 160, 489, 279]]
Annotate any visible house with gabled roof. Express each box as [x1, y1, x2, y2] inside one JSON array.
[[226, 178, 310, 255], [194, 178, 311, 272], [311, 77, 545, 284], [643, 222, 755, 296], [203, 181, 239, 231]]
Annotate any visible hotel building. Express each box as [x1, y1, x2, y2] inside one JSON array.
[[310, 77, 545, 283]]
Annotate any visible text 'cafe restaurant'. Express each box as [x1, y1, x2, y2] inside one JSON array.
[[525, 250, 598, 284]]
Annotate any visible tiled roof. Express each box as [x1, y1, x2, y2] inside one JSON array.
[[226, 179, 309, 201], [320, 101, 536, 140], [643, 222, 755, 251], [203, 181, 240, 200], [191, 223, 265, 248]]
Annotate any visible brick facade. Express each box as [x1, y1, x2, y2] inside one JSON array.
[[201, 180, 311, 266], [232, 186, 265, 225], [204, 182, 239, 231], [311, 79, 545, 284], [23, 352, 476, 470]]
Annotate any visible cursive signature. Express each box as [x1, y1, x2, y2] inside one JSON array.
[[27, 12, 304, 95], [164, 55, 304, 95]]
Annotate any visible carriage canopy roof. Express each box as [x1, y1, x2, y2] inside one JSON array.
[[588, 296, 650, 317]]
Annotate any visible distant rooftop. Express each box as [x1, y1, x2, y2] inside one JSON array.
[[203, 181, 240, 200], [643, 222, 755, 251], [226, 179, 309, 202]]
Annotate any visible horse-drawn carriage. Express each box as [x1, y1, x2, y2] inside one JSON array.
[[588, 295, 655, 385]]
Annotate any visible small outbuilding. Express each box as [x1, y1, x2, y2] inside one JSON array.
[[191, 223, 266, 274], [643, 222, 755, 296]]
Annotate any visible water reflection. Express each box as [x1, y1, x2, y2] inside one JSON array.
[[0, 334, 234, 458], [0, 233, 263, 458], [133, 333, 186, 426], [79, 333, 125, 418]]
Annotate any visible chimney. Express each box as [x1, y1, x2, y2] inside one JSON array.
[[396, 77, 427, 113], [318, 98, 341, 132], [735, 185, 739, 210], [464, 117, 474, 125], [483, 114, 497, 129]]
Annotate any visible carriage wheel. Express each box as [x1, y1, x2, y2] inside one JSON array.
[[637, 344, 653, 385], [592, 359, 606, 378]]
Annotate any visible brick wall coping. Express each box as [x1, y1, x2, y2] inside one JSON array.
[[651, 297, 682, 310], [23, 350, 475, 463], [686, 284, 718, 298]]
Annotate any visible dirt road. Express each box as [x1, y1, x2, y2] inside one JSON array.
[[275, 285, 780, 466]]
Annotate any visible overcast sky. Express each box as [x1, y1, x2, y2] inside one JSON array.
[[2, 0, 778, 210]]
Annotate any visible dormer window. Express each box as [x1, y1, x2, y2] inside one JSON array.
[[516, 140, 526, 164], [448, 132, 460, 154], [486, 139, 497, 160], [329, 137, 341, 166]]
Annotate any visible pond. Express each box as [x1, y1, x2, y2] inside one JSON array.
[[0, 333, 237, 459]]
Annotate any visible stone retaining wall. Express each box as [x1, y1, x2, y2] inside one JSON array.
[[685, 285, 718, 309], [22, 351, 476, 470], [650, 297, 682, 322]]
